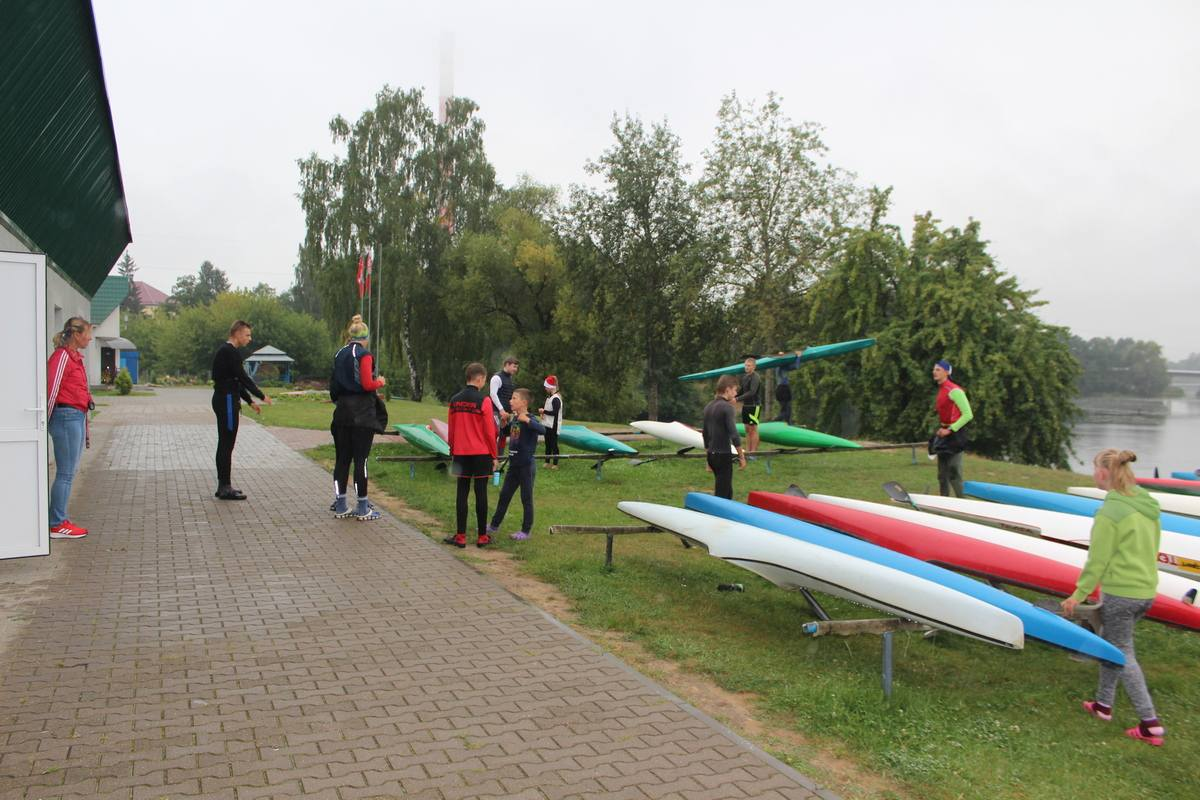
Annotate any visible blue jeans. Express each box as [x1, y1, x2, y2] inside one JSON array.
[[48, 406, 86, 526]]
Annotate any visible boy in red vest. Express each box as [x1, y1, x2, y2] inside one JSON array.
[[447, 362, 499, 547], [931, 359, 973, 497]]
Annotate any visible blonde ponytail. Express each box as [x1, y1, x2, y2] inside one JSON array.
[[53, 317, 91, 349], [1094, 448, 1138, 495]]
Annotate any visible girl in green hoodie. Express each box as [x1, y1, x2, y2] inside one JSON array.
[[1061, 449, 1165, 746]]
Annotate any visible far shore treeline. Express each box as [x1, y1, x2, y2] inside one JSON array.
[[120, 88, 1188, 470]]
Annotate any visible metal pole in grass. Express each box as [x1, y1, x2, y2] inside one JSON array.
[[882, 632, 894, 699]]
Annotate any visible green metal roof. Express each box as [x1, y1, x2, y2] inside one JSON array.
[[90, 274, 128, 323], [0, 0, 131, 297]]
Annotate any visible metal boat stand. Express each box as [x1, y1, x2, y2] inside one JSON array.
[[548, 523, 691, 570]]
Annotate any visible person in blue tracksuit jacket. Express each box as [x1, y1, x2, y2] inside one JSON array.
[[487, 388, 545, 541]]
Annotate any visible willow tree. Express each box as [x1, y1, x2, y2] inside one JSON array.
[[802, 195, 1081, 467], [295, 87, 495, 399]]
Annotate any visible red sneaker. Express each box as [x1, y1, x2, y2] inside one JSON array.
[[50, 521, 88, 539], [1125, 724, 1165, 747], [452, 533, 467, 549], [476, 533, 491, 548]]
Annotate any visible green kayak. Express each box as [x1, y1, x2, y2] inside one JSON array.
[[736, 421, 860, 449], [557, 425, 638, 455], [394, 423, 450, 456], [678, 337, 876, 381]]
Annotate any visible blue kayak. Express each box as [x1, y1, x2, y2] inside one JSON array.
[[684, 493, 1124, 665], [1171, 471, 1200, 482], [964, 481, 1200, 538]]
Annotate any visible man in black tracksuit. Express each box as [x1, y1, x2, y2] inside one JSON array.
[[210, 320, 271, 500], [703, 374, 747, 500]]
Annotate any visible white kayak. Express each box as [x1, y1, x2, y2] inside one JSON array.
[[813, 494, 1200, 605], [905, 491, 1200, 579], [617, 501, 1024, 649], [629, 420, 736, 454], [1069, 485, 1200, 520]]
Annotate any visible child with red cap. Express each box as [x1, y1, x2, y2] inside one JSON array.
[[541, 375, 563, 469]]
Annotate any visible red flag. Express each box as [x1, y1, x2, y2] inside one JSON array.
[[364, 253, 373, 297], [355, 255, 365, 298]]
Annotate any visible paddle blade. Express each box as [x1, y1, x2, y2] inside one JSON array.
[[882, 481, 914, 506], [785, 484, 808, 498]]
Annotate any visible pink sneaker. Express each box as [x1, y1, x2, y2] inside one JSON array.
[[1125, 723, 1164, 747], [1082, 700, 1112, 722], [50, 521, 88, 539]]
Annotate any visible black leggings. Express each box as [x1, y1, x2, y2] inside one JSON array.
[[456, 476, 489, 536], [212, 391, 240, 487], [333, 425, 375, 498], [492, 462, 535, 532], [544, 429, 559, 466], [707, 453, 734, 500]]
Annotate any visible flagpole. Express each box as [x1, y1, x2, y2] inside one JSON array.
[[374, 242, 383, 379]]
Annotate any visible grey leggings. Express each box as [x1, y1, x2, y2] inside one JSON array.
[[1097, 594, 1157, 720], [937, 452, 964, 497]]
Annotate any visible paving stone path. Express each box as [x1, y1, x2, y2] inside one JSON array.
[[0, 388, 836, 800]]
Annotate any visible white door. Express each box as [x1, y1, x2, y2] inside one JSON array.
[[0, 251, 48, 558]]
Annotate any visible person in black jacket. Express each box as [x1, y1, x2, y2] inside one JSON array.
[[211, 320, 272, 500], [703, 374, 747, 499], [330, 315, 388, 521]]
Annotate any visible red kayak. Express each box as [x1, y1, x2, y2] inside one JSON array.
[[1136, 477, 1200, 497], [749, 491, 1200, 631]]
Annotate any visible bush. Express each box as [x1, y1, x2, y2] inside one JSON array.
[[114, 367, 133, 395]]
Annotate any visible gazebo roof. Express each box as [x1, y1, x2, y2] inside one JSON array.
[[245, 345, 294, 363]]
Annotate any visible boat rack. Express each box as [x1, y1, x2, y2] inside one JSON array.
[[377, 440, 929, 480]]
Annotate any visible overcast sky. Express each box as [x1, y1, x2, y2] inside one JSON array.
[[93, 0, 1199, 359]]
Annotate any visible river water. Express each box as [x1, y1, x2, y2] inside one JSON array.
[[1070, 397, 1200, 478]]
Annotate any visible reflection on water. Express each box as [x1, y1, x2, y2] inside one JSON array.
[[1071, 398, 1200, 477]]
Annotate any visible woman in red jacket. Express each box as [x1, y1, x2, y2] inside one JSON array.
[[46, 317, 94, 539]]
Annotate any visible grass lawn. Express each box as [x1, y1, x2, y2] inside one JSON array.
[[265, 394, 1197, 800]]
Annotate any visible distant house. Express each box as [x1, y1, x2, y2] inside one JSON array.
[[132, 280, 169, 314], [91, 275, 138, 383]]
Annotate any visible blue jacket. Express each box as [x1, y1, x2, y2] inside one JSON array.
[[503, 414, 546, 467]]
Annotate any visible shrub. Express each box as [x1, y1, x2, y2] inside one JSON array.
[[114, 367, 133, 395]]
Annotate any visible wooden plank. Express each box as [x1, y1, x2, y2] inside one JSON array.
[[549, 525, 660, 535], [802, 618, 930, 637]]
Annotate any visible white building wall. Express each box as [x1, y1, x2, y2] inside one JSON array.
[[3, 221, 100, 384], [46, 264, 101, 385]]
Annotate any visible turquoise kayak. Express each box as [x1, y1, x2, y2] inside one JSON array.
[[394, 423, 450, 456], [678, 337, 876, 381], [1171, 471, 1200, 482], [557, 425, 637, 455], [736, 421, 859, 449]]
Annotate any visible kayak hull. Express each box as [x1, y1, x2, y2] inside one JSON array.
[[619, 501, 1023, 649], [678, 338, 876, 381]]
